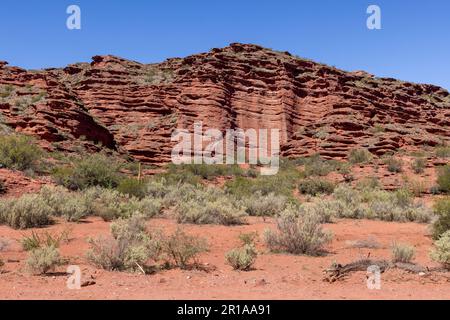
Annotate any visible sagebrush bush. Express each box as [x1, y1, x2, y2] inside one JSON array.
[[39, 186, 90, 222], [430, 230, 450, 269], [243, 192, 287, 216], [226, 244, 257, 271], [330, 185, 431, 222], [437, 165, 450, 193], [384, 156, 403, 173], [348, 148, 373, 164], [162, 228, 208, 269], [391, 243, 415, 263], [264, 209, 332, 256], [432, 198, 450, 240], [176, 194, 246, 225], [117, 178, 147, 199], [356, 177, 381, 191], [166, 163, 244, 180], [26, 245, 62, 275], [83, 187, 162, 221], [298, 178, 335, 196], [0, 194, 54, 229], [411, 157, 426, 174], [87, 215, 162, 271], [52, 153, 122, 190], [303, 155, 339, 176], [0, 134, 43, 171]]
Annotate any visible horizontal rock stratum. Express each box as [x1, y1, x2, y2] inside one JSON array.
[[0, 43, 449, 163]]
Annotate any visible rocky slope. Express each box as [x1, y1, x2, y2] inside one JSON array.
[[0, 43, 449, 163]]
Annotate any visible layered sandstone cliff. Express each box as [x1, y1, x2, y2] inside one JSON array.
[[0, 43, 449, 163]]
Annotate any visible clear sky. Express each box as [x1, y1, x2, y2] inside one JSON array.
[[1, 0, 449, 90]]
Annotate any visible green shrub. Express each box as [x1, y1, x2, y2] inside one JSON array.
[[39, 186, 90, 222], [430, 230, 450, 269], [264, 209, 332, 256], [432, 198, 450, 240], [162, 228, 208, 269], [226, 244, 257, 271], [303, 155, 339, 176], [21, 229, 71, 251], [411, 157, 426, 174], [356, 177, 381, 191], [437, 165, 450, 193], [83, 187, 162, 221], [0, 134, 43, 171], [435, 146, 450, 158], [176, 193, 246, 225], [26, 245, 62, 275], [243, 192, 287, 216], [298, 178, 335, 196], [52, 153, 122, 190], [87, 215, 162, 272], [348, 148, 373, 164], [117, 178, 147, 199], [384, 157, 403, 173], [391, 243, 415, 263], [0, 194, 54, 229]]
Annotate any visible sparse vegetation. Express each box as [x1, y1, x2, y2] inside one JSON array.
[[243, 192, 288, 216], [435, 146, 450, 158], [348, 148, 373, 164], [432, 198, 450, 240], [162, 228, 208, 269], [298, 178, 335, 196], [21, 229, 71, 251], [87, 215, 162, 272], [384, 156, 403, 173], [26, 245, 63, 275], [430, 230, 450, 269], [264, 208, 332, 256], [226, 234, 258, 271], [0, 194, 54, 229], [391, 243, 415, 263], [436, 165, 450, 194], [52, 153, 122, 190], [411, 157, 426, 174], [0, 134, 43, 171], [117, 178, 147, 199]]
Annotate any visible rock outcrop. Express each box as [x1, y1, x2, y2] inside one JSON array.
[[0, 43, 449, 163]]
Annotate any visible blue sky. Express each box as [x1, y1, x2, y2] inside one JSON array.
[[1, 0, 449, 90]]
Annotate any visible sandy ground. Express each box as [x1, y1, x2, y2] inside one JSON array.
[[0, 216, 449, 300]]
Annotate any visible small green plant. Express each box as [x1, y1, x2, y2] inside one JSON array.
[[162, 228, 208, 269], [437, 165, 450, 194], [391, 242, 415, 263], [0, 134, 43, 171], [430, 230, 450, 269], [432, 197, 450, 240], [348, 148, 373, 164], [384, 156, 403, 173], [26, 245, 63, 275], [226, 244, 257, 271], [411, 157, 426, 174], [21, 229, 71, 251], [298, 178, 335, 196]]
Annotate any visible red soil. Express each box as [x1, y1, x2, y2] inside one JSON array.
[[0, 216, 448, 300]]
